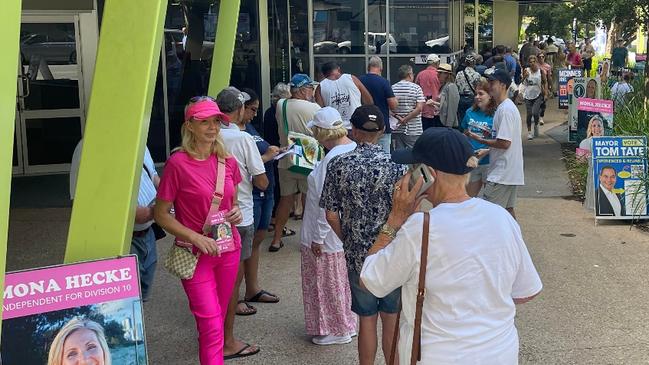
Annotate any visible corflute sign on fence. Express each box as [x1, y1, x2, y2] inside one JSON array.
[[1, 256, 148, 364], [592, 136, 649, 220], [558, 68, 584, 109]]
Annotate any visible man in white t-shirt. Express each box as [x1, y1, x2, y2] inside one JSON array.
[[217, 87, 268, 359], [315, 61, 373, 130], [361, 128, 542, 365], [466, 68, 524, 218]]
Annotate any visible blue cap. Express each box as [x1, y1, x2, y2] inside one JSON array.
[[391, 128, 475, 175], [289, 74, 316, 88]]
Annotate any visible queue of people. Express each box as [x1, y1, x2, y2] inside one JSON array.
[[81, 51, 543, 364]]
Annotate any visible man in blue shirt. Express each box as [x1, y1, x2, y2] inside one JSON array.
[[504, 47, 518, 78], [359, 56, 398, 152]]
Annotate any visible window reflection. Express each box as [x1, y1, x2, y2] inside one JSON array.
[[313, 0, 365, 54], [390, 0, 450, 54]]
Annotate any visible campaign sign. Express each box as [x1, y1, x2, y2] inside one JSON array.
[[558, 68, 584, 109], [574, 98, 613, 144], [1, 256, 148, 364], [592, 136, 649, 219], [568, 77, 601, 141]]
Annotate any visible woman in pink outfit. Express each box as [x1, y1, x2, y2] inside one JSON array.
[[155, 96, 247, 364]]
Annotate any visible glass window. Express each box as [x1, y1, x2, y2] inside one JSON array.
[[290, 0, 310, 75], [390, 0, 450, 54], [269, 0, 290, 84], [313, 57, 365, 82], [313, 0, 365, 55], [20, 23, 77, 65], [478, 1, 493, 54], [25, 117, 82, 165], [367, 0, 389, 55]]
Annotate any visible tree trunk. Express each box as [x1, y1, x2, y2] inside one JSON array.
[[605, 22, 616, 55]]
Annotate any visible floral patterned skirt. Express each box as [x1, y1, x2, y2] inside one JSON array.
[[300, 246, 357, 336]]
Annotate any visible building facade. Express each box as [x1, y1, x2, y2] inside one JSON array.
[[12, 0, 517, 175]]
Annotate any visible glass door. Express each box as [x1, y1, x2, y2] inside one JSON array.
[[15, 15, 85, 175]]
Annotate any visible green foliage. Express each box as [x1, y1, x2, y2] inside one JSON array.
[[612, 77, 649, 136], [525, 3, 576, 40]]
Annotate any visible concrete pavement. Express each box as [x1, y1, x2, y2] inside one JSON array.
[[6, 101, 649, 364]]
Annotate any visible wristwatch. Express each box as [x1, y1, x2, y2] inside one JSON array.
[[379, 223, 399, 240]]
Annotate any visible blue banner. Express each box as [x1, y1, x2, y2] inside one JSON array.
[[591, 136, 649, 219]]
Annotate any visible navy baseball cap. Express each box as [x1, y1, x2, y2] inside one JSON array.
[[350, 105, 385, 132], [392, 128, 475, 175], [486, 68, 512, 88], [289, 74, 317, 88]]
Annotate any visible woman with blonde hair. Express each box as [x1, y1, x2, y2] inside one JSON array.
[[300, 107, 357, 346], [48, 318, 111, 365], [154, 96, 244, 364], [579, 115, 605, 212]]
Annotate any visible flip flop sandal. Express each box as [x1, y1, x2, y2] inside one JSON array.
[[282, 227, 296, 237], [268, 241, 284, 252], [245, 290, 280, 303], [235, 300, 257, 316], [224, 343, 260, 360]]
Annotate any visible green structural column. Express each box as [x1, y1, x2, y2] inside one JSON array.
[[0, 0, 22, 334], [208, 0, 242, 96], [65, 0, 166, 263]]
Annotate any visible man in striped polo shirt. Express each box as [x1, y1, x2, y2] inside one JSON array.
[[391, 64, 426, 149]]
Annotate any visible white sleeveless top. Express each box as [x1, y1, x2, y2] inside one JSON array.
[[523, 68, 542, 100], [318, 74, 362, 129]]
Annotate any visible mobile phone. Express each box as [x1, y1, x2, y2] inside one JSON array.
[[409, 164, 435, 197]]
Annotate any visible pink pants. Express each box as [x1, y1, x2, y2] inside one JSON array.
[[182, 249, 240, 365]]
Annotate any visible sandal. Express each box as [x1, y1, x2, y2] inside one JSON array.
[[268, 241, 284, 252], [282, 227, 296, 237], [235, 300, 257, 316], [246, 290, 280, 303], [224, 343, 260, 360]]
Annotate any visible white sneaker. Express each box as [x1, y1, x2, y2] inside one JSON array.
[[539, 117, 545, 126], [527, 132, 534, 140], [312, 335, 352, 346], [348, 331, 357, 338]]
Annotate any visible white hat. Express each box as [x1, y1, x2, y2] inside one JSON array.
[[426, 53, 441, 64], [307, 107, 344, 130]]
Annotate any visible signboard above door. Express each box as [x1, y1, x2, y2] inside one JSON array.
[[23, 0, 94, 11]]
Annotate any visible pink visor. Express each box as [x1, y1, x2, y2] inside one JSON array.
[[185, 99, 230, 122]]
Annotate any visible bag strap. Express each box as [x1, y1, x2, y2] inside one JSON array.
[[462, 69, 476, 95], [411, 212, 430, 365], [202, 157, 226, 234], [282, 99, 289, 136]]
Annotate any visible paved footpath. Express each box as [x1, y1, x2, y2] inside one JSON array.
[[6, 102, 649, 364]]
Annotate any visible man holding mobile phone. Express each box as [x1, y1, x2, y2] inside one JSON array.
[[465, 68, 524, 219]]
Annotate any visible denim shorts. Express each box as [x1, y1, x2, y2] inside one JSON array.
[[348, 269, 401, 316], [253, 193, 274, 231], [236, 224, 255, 262]]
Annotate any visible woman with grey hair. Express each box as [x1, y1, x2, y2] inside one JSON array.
[[263, 82, 294, 236]]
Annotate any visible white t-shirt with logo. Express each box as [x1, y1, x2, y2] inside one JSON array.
[[319, 74, 362, 129], [361, 198, 542, 365], [221, 125, 266, 227], [487, 99, 525, 185]]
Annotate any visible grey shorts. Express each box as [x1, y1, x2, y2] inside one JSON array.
[[469, 165, 489, 183], [236, 224, 255, 262], [483, 182, 518, 209], [278, 168, 308, 196]]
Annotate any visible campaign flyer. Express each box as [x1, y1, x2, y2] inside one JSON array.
[[574, 98, 613, 144], [592, 136, 649, 219], [568, 77, 601, 141], [558, 68, 584, 109], [1, 256, 148, 365]]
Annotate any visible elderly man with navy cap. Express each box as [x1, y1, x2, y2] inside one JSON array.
[[360, 127, 542, 365]]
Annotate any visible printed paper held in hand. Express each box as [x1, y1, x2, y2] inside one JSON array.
[[274, 143, 302, 160]]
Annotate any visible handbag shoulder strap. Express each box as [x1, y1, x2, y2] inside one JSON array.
[[282, 99, 290, 136], [213, 157, 226, 206], [410, 212, 430, 365]]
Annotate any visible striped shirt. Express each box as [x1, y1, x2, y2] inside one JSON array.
[[392, 80, 425, 136]]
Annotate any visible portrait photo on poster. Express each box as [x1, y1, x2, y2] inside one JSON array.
[[0, 256, 148, 365]]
